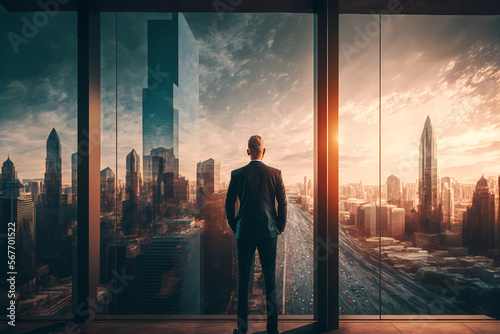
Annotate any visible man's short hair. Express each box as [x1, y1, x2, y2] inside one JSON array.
[[248, 135, 264, 158]]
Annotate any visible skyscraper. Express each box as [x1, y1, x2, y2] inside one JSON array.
[[138, 220, 201, 314], [441, 177, 454, 231], [38, 128, 64, 270], [1, 155, 16, 194], [45, 128, 62, 209], [463, 176, 495, 255], [123, 149, 142, 235], [150, 147, 178, 218], [196, 158, 220, 197], [71, 152, 78, 205], [142, 14, 199, 184], [387, 174, 401, 206], [100, 167, 115, 213], [125, 149, 141, 201], [418, 116, 440, 234], [0, 186, 35, 288]]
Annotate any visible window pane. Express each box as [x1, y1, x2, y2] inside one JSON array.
[[381, 15, 500, 318], [339, 14, 381, 317], [341, 13, 500, 320], [0, 6, 77, 316], [100, 12, 314, 316]]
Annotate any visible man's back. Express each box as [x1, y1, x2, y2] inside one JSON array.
[[225, 161, 287, 240]]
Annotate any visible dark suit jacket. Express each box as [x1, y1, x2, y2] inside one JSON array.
[[225, 160, 287, 240]]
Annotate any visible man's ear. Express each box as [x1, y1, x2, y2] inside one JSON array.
[[262, 148, 266, 157], [247, 148, 251, 156]]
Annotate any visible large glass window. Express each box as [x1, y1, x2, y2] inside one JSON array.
[[0, 5, 77, 317], [340, 14, 500, 319], [99, 12, 314, 316]]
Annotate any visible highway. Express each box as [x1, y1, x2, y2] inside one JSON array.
[[339, 225, 468, 316], [276, 202, 314, 315]]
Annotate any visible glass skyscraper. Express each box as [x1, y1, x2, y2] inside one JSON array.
[[418, 116, 439, 234], [142, 13, 199, 184]]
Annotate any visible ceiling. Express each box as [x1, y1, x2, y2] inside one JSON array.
[[2, 0, 500, 14]]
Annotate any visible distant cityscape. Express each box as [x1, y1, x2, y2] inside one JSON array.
[[339, 116, 500, 317], [0, 13, 315, 317], [2, 10, 499, 321]]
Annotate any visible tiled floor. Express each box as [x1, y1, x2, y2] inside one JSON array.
[[2, 321, 500, 334]]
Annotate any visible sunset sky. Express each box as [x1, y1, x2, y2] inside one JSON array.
[[1, 9, 499, 188], [340, 15, 500, 185]]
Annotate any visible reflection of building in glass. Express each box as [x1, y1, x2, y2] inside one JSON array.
[[150, 147, 177, 218], [106, 241, 127, 314], [463, 176, 496, 255], [196, 158, 220, 197], [387, 174, 401, 206], [142, 13, 199, 184], [138, 220, 201, 314], [196, 159, 234, 313], [100, 167, 115, 213], [418, 116, 440, 234]]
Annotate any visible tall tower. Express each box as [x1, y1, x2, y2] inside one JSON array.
[[38, 128, 64, 273], [126, 149, 141, 200], [142, 13, 199, 184], [45, 128, 62, 208], [418, 116, 439, 233], [123, 149, 142, 236]]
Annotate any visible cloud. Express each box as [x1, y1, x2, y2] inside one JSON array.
[[340, 15, 500, 185]]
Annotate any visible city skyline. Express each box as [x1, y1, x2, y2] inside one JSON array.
[[0, 12, 313, 185]]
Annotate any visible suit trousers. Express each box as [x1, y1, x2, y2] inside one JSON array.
[[237, 236, 278, 334]]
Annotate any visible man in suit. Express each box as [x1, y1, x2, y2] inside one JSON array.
[[225, 135, 287, 334]]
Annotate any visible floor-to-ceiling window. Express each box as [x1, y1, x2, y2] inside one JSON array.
[[340, 14, 500, 319], [0, 4, 78, 318], [98, 12, 315, 317]]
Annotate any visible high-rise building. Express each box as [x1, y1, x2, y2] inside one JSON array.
[[126, 149, 141, 200], [387, 174, 401, 206], [389, 208, 405, 240], [45, 128, 62, 207], [463, 176, 495, 255], [150, 147, 178, 218], [71, 152, 78, 205], [1, 155, 16, 194], [360, 203, 404, 239], [0, 187, 35, 288], [138, 220, 201, 314], [142, 14, 199, 184], [418, 116, 440, 234], [123, 149, 142, 235], [441, 178, 454, 231], [196, 158, 220, 197], [100, 167, 115, 213], [37, 129, 64, 270]]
